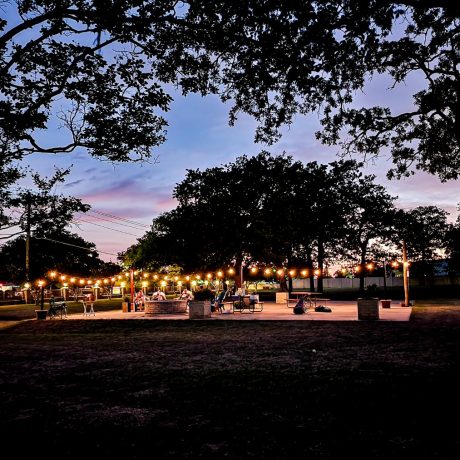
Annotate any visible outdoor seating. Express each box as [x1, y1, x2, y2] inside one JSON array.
[[48, 297, 67, 319], [81, 299, 95, 316], [232, 295, 264, 313]]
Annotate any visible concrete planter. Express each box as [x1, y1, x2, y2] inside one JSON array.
[[357, 298, 379, 320], [188, 300, 212, 319], [381, 299, 391, 309], [35, 309, 47, 320], [275, 292, 288, 304]]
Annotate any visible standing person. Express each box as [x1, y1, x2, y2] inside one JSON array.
[[134, 290, 145, 310]]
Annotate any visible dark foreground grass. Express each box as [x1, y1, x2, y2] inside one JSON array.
[[1, 308, 459, 459]]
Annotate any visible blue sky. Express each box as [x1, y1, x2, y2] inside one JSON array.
[[24, 82, 460, 262]]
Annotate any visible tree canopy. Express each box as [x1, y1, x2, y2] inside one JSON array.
[[0, 229, 109, 283], [123, 153, 406, 291], [1, 1, 458, 180]]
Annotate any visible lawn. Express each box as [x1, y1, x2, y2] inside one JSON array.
[[0, 298, 122, 320], [0, 305, 459, 459]]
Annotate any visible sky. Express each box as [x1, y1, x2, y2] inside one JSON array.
[[23, 78, 460, 263]]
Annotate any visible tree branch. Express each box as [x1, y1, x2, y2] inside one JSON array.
[[0, 8, 81, 47]]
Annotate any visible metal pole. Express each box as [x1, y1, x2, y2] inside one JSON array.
[[25, 192, 31, 281], [40, 286, 44, 310]]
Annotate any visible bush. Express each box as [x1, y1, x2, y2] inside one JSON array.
[[193, 288, 214, 301]]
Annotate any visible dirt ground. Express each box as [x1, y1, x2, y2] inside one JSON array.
[[0, 305, 459, 459]]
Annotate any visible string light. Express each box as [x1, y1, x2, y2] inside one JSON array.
[[36, 259, 404, 291]]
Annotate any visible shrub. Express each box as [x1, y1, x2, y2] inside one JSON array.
[[193, 288, 214, 301]]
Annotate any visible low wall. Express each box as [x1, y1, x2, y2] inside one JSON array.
[[145, 299, 187, 315]]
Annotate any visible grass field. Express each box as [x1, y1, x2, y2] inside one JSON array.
[[0, 304, 459, 459]]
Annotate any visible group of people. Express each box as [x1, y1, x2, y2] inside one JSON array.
[[133, 289, 166, 309], [132, 282, 245, 310], [133, 287, 195, 309]]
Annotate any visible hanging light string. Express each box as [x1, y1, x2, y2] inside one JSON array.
[[27, 260, 405, 290]]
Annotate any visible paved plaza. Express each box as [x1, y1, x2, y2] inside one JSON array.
[[72, 300, 412, 321]]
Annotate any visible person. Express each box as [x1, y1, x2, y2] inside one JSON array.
[[178, 288, 193, 301], [151, 289, 166, 301], [215, 289, 228, 312], [249, 291, 259, 306], [134, 290, 145, 310]]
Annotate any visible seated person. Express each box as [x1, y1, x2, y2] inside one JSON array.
[[249, 292, 259, 306], [215, 290, 227, 311], [151, 289, 166, 301], [178, 288, 193, 301]]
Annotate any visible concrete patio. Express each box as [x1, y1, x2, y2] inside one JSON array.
[[71, 300, 412, 321]]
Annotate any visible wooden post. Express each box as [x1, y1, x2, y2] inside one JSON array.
[[130, 269, 135, 306], [403, 241, 410, 307], [383, 260, 388, 298]]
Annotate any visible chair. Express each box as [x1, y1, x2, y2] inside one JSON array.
[[48, 297, 67, 319], [81, 299, 95, 316]]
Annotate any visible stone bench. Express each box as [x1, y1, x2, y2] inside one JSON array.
[[144, 299, 187, 316]]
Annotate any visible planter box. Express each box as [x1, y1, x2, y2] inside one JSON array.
[[145, 300, 187, 315], [35, 309, 47, 320], [381, 299, 391, 309], [189, 300, 212, 319], [122, 302, 131, 312], [357, 298, 379, 320], [275, 292, 288, 304]]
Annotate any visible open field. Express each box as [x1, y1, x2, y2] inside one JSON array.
[[0, 303, 459, 459]]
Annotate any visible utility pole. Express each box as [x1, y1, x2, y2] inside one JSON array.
[[402, 241, 410, 307], [25, 192, 31, 281]]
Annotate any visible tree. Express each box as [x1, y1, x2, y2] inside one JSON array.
[[0, 167, 90, 279], [395, 206, 450, 284], [1, 1, 458, 180], [124, 152, 308, 287], [446, 206, 460, 274], [0, 229, 106, 283], [340, 176, 397, 292]]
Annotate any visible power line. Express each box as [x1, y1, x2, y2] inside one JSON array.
[[72, 219, 143, 237], [90, 209, 150, 228], [82, 212, 148, 230], [35, 237, 119, 256]]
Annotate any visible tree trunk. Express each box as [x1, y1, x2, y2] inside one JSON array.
[[307, 251, 315, 292], [317, 237, 324, 293], [359, 248, 366, 293]]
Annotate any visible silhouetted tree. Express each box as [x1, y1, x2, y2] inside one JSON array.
[[339, 176, 397, 293], [0, 229, 106, 283], [395, 206, 450, 284], [1, 1, 458, 180]]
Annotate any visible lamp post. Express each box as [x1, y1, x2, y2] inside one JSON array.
[[34, 280, 48, 319], [23, 282, 31, 304], [38, 280, 45, 310]]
